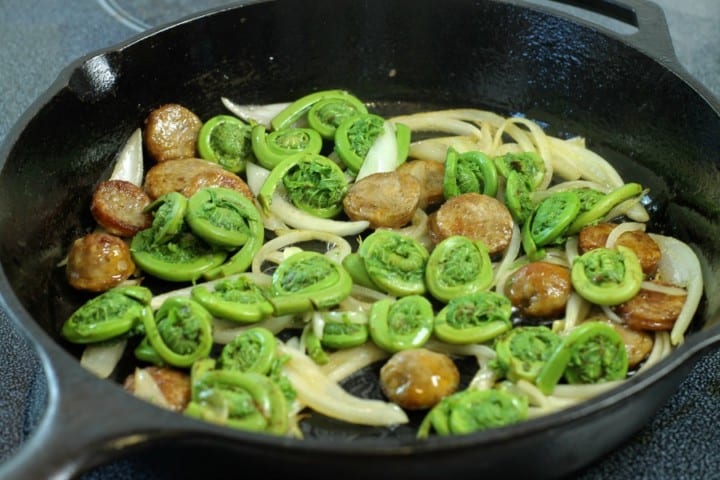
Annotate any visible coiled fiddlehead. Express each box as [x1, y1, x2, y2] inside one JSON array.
[[136, 297, 213, 368], [251, 125, 323, 169], [434, 291, 512, 344], [494, 151, 546, 190], [522, 190, 581, 260], [191, 274, 274, 323], [571, 245, 643, 306], [417, 388, 528, 438], [219, 326, 278, 375], [143, 191, 187, 245], [536, 321, 629, 394], [492, 325, 561, 383], [369, 295, 435, 353], [425, 235, 493, 303], [185, 359, 289, 435], [197, 115, 254, 173], [269, 250, 353, 315], [443, 147, 498, 199], [307, 94, 368, 139], [62, 285, 152, 343], [258, 153, 349, 219], [357, 230, 430, 297], [334, 113, 386, 174]]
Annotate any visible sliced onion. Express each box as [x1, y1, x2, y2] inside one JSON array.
[[132, 367, 171, 410], [355, 120, 399, 181], [320, 342, 389, 382], [110, 128, 143, 186], [649, 233, 704, 345], [80, 338, 127, 378], [268, 193, 369, 236], [221, 97, 290, 128], [278, 344, 409, 426]]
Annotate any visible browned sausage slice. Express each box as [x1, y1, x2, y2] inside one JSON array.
[[66, 232, 135, 292], [379, 348, 459, 410], [343, 170, 421, 229], [603, 319, 654, 368], [505, 261, 572, 318], [91, 179, 152, 237], [613, 284, 687, 331], [578, 223, 661, 276], [144, 103, 203, 163], [144, 157, 252, 200], [123, 366, 191, 412], [428, 192, 514, 255], [396, 159, 445, 209]]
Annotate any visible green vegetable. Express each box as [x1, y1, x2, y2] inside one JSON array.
[[527, 190, 581, 247], [494, 151, 546, 190], [443, 147, 498, 199], [197, 115, 254, 173], [191, 275, 274, 323], [301, 324, 329, 365], [130, 228, 227, 282], [251, 124, 323, 169], [186, 187, 264, 249], [185, 365, 289, 435], [143, 191, 187, 245], [271, 89, 358, 131], [571, 245, 643, 305], [535, 321, 629, 395], [257, 153, 348, 219], [333, 113, 386, 174], [492, 325, 562, 383], [503, 171, 534, 224], [341, 252, 381, 290], [219, 326, 277, 375], [306, 94, 368, 139], [417, 388, 528, 438], [61, 285, 152, 344], [566, 182, 644, 235], [137, 297, 213, 368], [425, 235, 493, 303], [317, 311, 369, 349], [369, 295, 434, 352], [434, 291, 512, 344], [358, 230, 429, 297], [269, 250, 353, 315]]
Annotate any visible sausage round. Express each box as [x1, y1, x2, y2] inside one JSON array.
[[66, 232, 135, 292], [396, 159, 445, 209], [379, 348, 459, 410], [91, 179, 152, 237], [578, 223, 661, 276], [613, 284, 687, 331], [123, 366, 191, 412], [343, 170, 421, 229], [144, 157, 253, 201], [505, 261, 572, 318], [144, 103, 203, 163], [600, 319, 654, 368], [428, 192, 514, 255]]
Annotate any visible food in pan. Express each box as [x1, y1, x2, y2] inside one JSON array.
[[59, 89, 703, 439]]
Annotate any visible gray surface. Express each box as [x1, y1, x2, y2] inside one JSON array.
[[1, 0, 719, 478]]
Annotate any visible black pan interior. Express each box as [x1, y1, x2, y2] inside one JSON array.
[[1, 0, 720, 456]]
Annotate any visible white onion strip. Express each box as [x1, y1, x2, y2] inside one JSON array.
[[221, 97, 290, 128], [278, 344, 408, 426], [80, 338, 127, 378], [110, 128, 143, 186], [649, 234, 704, 345]]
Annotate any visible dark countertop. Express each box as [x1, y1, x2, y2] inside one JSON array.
[[1, 1, 719, 479]]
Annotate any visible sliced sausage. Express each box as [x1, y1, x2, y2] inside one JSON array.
[[66, 232, 135, 292], [144, 103, 203, 163], [123, 366, 191, 412], [396, 159, 445, 209], [379, 348, 459, 410], [603, 319, 654, 369], [613, 284, 687, 331], [144, 157, 251, 200], [343, 170, 421, 229], [505, 261, 572, 318], [578, 223, 661, 276], [91, 179, 152, 237], [180, 169, 254, 201], [428, 192, 514, 255]]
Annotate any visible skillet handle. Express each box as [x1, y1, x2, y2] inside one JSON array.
[[541, 0, 681, 68], [0, 338, 190, 480]]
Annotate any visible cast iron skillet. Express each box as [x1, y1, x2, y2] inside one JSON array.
[[1, 0, 720, 478]]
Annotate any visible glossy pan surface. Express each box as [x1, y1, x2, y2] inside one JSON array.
[[1, 0, 720, 478]]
